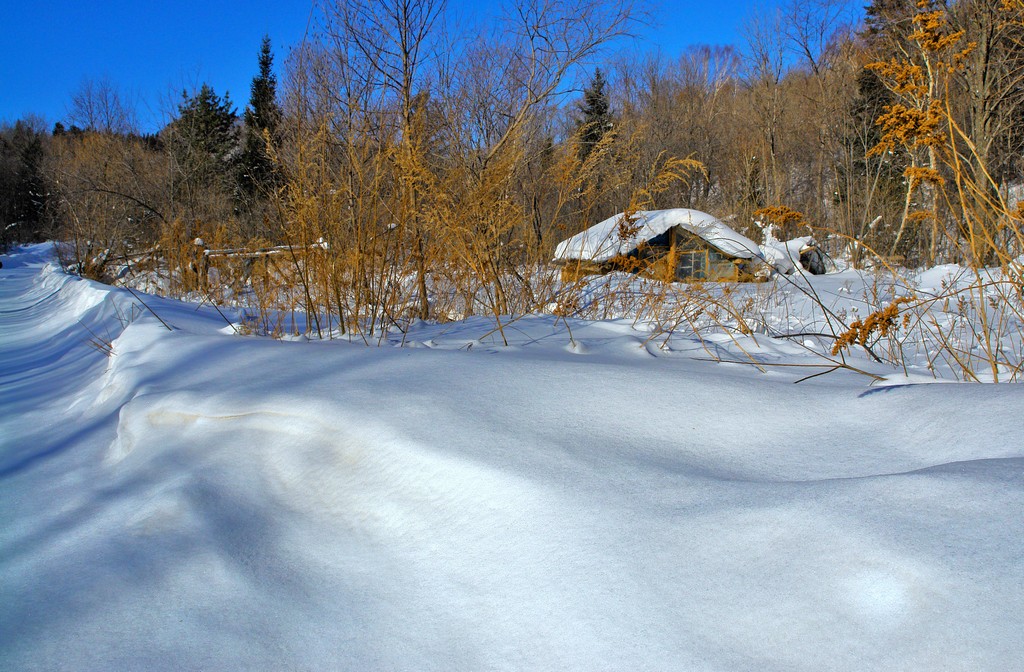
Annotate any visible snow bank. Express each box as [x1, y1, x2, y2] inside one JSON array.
[[2, 244, 1024, 670], [553, 208, 761, 262]]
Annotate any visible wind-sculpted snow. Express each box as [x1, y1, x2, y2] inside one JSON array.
[[2, 244, 1023, 670]]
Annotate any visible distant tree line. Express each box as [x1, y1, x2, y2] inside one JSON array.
[[1, 0, 1022, 323]]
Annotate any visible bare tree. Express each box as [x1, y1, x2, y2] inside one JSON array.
[[951, 0, 1024, 190], [318, 0, 446, 319], [741, 8, 789, 213], [66, 77, 138, 135]]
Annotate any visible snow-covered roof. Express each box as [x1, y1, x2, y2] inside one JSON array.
[[553, 209, 761, 263]]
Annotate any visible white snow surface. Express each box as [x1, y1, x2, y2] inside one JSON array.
[[3, 244, 1024, 670], [553, 208, 761, 262], [760, 235, 816, 275]]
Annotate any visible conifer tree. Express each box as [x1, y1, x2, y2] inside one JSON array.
[[238, 36, 282, 202], [167, 83, 237, 221], [171, 83, 237, 176], [576, 68, 612, 163], [0, 121, 48, 247], [863, 0, 917, 44]]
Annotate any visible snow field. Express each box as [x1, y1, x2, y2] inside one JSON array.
[[2, 244, 1023, 670]]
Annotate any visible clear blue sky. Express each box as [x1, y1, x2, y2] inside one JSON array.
[[0, 0, 861, 133]]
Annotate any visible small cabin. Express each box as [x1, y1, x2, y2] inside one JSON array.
[[553, 209, 766, 283]]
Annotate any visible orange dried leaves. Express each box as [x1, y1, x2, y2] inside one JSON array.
[[868, 101, 945, 156], [903, 166, 945, 189], [753, 205, 807, 229], [616, 211, 642, 242], [866, 59, 926, 98], [910, 11, 967, 54], [832, 297, 916, 355]]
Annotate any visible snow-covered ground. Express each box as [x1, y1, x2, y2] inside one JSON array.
[[2, 243, 1023, 670]]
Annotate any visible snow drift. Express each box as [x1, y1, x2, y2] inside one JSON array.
[[2, 244, 1023, 671]]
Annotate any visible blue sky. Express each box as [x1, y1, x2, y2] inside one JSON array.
[[1, 0, 859, 133]]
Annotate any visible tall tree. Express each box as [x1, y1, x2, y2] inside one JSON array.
[[167, 83, 237, 222], [866, 0, 971, 263], [238, 36, 283, 206], [0, 120, 49, 248], [835, 63, 908, 260], [66, 77, 137, 135], [576, 68, 612, 163], [862, 0, 917, 45], [951, 0, 1024, 185], [322, 0, 446, 320]]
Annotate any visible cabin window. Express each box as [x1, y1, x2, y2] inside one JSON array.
[[677, 250, 707, 279]]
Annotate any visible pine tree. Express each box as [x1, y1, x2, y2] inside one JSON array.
[[238, 36, 282, 201], [863, 0, 918, 45], [170, 83, 237, 177], [167, 83, 237, 221], [576, 68, 612, 163], [0, 121, 49, 247], [846, 66, 906, 183], [247, 36, 280, 137]]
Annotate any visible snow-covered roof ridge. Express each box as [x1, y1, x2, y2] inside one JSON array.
[[553, 208, 761, 263]]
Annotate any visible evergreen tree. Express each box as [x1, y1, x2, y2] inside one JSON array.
[[862, 0, 917, 45], [166, 84, 237, 224], [0, 121, 49, 248], [849, 68, 897, 165], [576, 68, 612, 163], [247, 36, 281, 138], [837, 67, 907, 219], [169, 83, 237, 192], [171, 84, 237, 175], [237, 36, 282, 202]]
